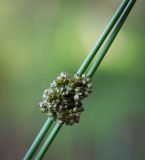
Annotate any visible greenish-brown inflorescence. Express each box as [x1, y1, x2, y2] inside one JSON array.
[[39, 72, 92, 125]]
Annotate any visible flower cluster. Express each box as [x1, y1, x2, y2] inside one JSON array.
[[39, 72, 92, 125]]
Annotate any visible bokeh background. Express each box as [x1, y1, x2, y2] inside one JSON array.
[[0, 0, 144, 160]]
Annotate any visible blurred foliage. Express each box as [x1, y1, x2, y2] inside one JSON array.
[[0, 0, 145, 160]]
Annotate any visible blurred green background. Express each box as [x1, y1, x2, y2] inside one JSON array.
[[0, 0, 144, 160]]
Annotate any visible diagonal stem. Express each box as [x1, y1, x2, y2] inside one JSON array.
[[33, 1, 136, 159], [23, 118, 53, 160], [87, 0, 136, 78], [23, 1, 136, 160], [34, 121, 63, 160], [77, 0, 130, 75]]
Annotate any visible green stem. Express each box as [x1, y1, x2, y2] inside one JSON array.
[[87, 0, 136, 78], [23, 118, 53, 160], [34, 121, 63, 160], [77, 0, 130, 75], [23, 1, 136, 160]]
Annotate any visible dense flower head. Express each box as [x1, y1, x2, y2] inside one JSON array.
[[39, 72, 92, 125]]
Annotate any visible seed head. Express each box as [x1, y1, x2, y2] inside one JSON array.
[[39, 72, 92, 125]]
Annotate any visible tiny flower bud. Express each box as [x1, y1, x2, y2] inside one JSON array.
[[74, 94, 79, 100]]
